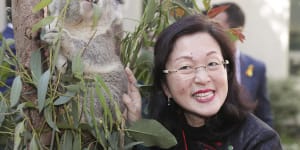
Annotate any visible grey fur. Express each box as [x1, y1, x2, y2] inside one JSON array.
[[43, 0, 127, 121]]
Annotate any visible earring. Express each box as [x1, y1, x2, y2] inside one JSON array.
[[167, 97, 171, 106]]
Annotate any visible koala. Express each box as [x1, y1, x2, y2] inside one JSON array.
[[43, 0, 127, 121]]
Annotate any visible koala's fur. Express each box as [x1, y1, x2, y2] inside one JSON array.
[[43, 0, 127, 120]]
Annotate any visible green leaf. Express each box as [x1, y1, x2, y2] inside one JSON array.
[[10, 76, 22, 108], [73, 133, 81, 150], [65, 84, 81, 92], [0, 39, 4, 64], [72, 53, 84, 77], [92, 3, 102, 28], [143, 0, 158, 24], [16, 102, 37, 115], [108, 131, 120, 150], [44, 105, 59, 132], [60, 130, 73, 150], [71, 100, 79, 128], [94, 76, 114, 129], [32, 0, 52, 13], [0, 98, 8, 126], [38, 70, 51, 112], [13, 120, 25, 150], [202, 0, 211, 11], [53, 91, 76, 106], [5, 39, 15, 48], [29, 133, 40, 150], [127, 119, 177, 149], [30, 49, 42, 84], [124, 141, 144, 150], [32, 16, 55, 33]]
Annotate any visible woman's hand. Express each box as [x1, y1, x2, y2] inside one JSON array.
[[122, 67, 142, 123]]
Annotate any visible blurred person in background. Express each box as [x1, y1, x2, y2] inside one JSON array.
[[212, 2, 273, 127], [0, 0, 15, 93]]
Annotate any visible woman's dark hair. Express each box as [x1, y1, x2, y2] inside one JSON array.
[[148, 14, 253, 142]]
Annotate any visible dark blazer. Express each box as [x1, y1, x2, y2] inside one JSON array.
[[136, 114, 282, 150], [240, 53, 273, 127], [227, 113, 282, 150]]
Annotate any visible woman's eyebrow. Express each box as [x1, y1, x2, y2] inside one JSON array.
[[174, 55, 193, 61], [206, 51, 217, 56]]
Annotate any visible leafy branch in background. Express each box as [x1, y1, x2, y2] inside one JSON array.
[[120, 0, 244, 89], [120, 0, 202, 87]]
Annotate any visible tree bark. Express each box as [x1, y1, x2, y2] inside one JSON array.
[[12, 0, 43, 68], [11, 0, 50, 148]]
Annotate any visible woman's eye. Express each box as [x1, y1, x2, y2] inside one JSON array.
[[207, 61, 220, 67], [178, 65, 192, 70]]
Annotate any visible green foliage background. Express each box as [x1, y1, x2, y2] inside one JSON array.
[[268, 77, 300, 147]]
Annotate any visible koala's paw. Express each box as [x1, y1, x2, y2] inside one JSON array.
[[42, 29, 60, 45]]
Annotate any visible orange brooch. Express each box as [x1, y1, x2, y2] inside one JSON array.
[[245, 64, 254, 77]]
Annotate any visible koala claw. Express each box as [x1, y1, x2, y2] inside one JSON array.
[[42, 29, 60, 44]]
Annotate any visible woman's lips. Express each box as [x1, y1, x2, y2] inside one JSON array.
[[192, 89, 215, 103]]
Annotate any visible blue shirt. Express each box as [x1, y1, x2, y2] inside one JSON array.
[[0, 24, 15, 93]]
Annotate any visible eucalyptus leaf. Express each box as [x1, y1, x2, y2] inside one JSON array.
[[5, 39, 15, 48], [29, 133, 40, 150], [44, 105, 59, 132], [94, 76, 113, 130], [0, 99, 8, 126], [32, 0, 52, 13], [53, 91, 76, 106], [65, 84, 82, 92], [127, 119, 177, 149], [38, 70, 51, 112], [92, 2, 102, 28], [16, 101, 36, 116], [124, 141, 144, 150], [87, 86, 105, 144], [202, 0, 211, 11], [32, 16, 55, 33], [10, 76, 22, 108], [0, 43, 4, 64], [143, 0, 157, 24], [73, 132, 81, 150], [108, 131, 119, 150], [13, 120, 25, 150], [61, 130, 73, 150], [30, 49, 42, 84], [71, 100, 79, 128], [72, 53, 84, 77], [95, 75, 113, 101]]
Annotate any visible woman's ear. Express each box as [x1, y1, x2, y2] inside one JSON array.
[[162, 83, 171, 98]]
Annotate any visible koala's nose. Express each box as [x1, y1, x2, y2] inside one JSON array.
[[85, 0, 98, 3]]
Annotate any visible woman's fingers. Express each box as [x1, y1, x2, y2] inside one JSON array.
[[122, 94, 141, 123], [122, 67, 142, 123]]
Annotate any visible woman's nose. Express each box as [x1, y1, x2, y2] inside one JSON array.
[[194, 68, 211, 84]]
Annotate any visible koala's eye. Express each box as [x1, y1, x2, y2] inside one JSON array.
[[93, 0, 99, 3]]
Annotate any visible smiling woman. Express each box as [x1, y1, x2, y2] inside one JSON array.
[[122, 14, 283, 150]]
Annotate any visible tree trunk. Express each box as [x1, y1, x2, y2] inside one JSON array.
[[12, 0, 43, 68], [11, 0, 51, 147]]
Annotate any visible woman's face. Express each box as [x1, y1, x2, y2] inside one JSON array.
[[163, 32, 228, 127]]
